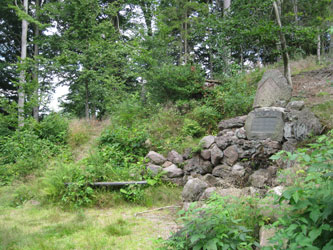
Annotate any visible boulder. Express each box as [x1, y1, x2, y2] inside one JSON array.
[[223, 145, 239, 166], [215, 136, 230, 150], [200, 135, 215, 149], [202, 174, 220, 187], [147, 163, 163, 176], [284, 108, 322, 141], [199, 187, 218, 200], [163, 164, 184, 178], [231, 164, 245, 177], [235, 128, 247, 139], [184, 156, 213, 175], [216, 187, 244, 198], [286, 100, 305, 110], [253, 69, 292, 108], [167, 150, 183, 164], [218, 115, 247, 130], [146, 151, 166, 165], [249, 169, 272, 188], [182, 178, 208, 202], [211, 145, 224, 166], [212, 165, 231, 178], [200, 149, 211, 160], [245, 107, 285, 142]]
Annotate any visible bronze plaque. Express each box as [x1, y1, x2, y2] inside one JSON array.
[[251, 117, 278, 133]]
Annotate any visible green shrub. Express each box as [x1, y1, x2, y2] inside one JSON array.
[[182, 118, 204, 138], [35, 113, 69, 144], [162, 195, 261, 250], [146, 64, 204, 104], [268, 131, 333, 249], [187, 105, 220, 132]]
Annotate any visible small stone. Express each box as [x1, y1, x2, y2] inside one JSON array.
[[249, 169, 271, 188], [212, 165, 231, 178], [183, 148, 193, 160], [146, 151, 166, 165], [235, 128, 247, 139], [167, 150, 183, 164], [162, 161, 173, 168], [199, 187, 217, 200], [218, 116, 247, 130], [200, 135, 215, 149], [202, 174, 219, 187], [268, 186, 284, 196]]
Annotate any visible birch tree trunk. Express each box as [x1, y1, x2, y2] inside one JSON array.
[[317, 32, 321, 63], [85, 81, 90, 120], [273, 1, 292, 86], [18, 0, 29, 127], [33, 0, 40, 122]]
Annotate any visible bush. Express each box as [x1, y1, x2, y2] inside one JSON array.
[[268, 131, 333, 249], [182, 118, 204, 138], [187, 105, 221, 132], [35, 113, 69, 144], [146, 64, 204, 104], [162, 195, 261, 250]]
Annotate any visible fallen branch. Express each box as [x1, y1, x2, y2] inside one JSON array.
[[134, 205, 182, 217]]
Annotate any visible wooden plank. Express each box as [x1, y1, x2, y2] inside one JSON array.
[[65, 181, 147, 187]]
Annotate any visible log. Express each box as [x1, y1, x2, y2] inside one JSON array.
[[65, 181, 148, 187]]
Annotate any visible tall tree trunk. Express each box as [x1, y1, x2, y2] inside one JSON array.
[[85, 82, 89, 120], [292, 0, 298, 24], [18, 0, 29, 127], [223, 0, 231, 71], [317, 32, 321, 63], [273, 1, 292, 86], [33, 0, 40, 122], [184, 9, 188, 65]]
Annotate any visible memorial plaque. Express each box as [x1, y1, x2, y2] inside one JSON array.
[[251, 117, 279, 133], [245, 107, 285, 141]]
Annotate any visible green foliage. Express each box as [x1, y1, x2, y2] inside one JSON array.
[[268, 131, 333, 249], [35, 113, 69, 144], [186, 105, 220, 132], [182, 118, 204, 138], [162, 195, 262, 250], [146, 64, 204, 104], [105, 219, 131, 236], [120, 185, 145, 204]]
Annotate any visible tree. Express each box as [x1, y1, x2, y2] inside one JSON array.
[[18, 0, 29, 127]]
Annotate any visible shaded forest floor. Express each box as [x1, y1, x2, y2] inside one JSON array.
[[1, 58, 332, 250]]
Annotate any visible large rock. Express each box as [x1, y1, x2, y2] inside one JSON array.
[[211, 145, 224, 166], [212, 165, 231, 178], [200, 135, 215, 149], [253, 69, 292, 108], [245, 107, 285, 141], [200, 149, 211, 160], [147, 163, 163, 176], [167, 150, 183, 164], [184, 155, 213, 175], [218, 115, 247, 130], [182, 178, 208, 202], [163, 164, 184, 178], [286, 100, 305, 111], [231, 164, 245, 177], [146, 151, 166, 165], [249, 169, 272, 188], [223, 145, 239, 166], [284, 108, 322, 141]]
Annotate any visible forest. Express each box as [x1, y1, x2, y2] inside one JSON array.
[[0, 0, 333, 249]]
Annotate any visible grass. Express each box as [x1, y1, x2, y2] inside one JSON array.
[[311, 99, 333, 130], [0, 186, 182, 250]]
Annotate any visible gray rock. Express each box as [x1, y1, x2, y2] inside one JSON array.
[[286, 100, 305, 110], [268, 186, 284, 196], [200, 135, 215, 149], [147, 164, 163, 176], [184, 156, 213, 175], [235, 128, 247, 139], [146, 151, 166, 165], [216, 187, 244, 198], [182, 178, 208, 202], [282, 139, 297, 153], [253, 69, 292, 108], [249, 169, 272, 188], [199, 187, 218, 200], [183, 148, 193, 160], [259, 227, 277, 248], [223, 145, 239, 166], [215, 136, 230, 150], [202, 174, 220, 187], [200, 149, 211, 160], [212, 165, 231, 178], [163, 164, 184, 178], [245, 107, 285, 142], [285, 108, 322, 141], [211, 145, 224, 166], [164, 177, 185, 186], [218, 115, 247, 130], [167, 150, 184, 164], [231, 164, 245, 177]]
